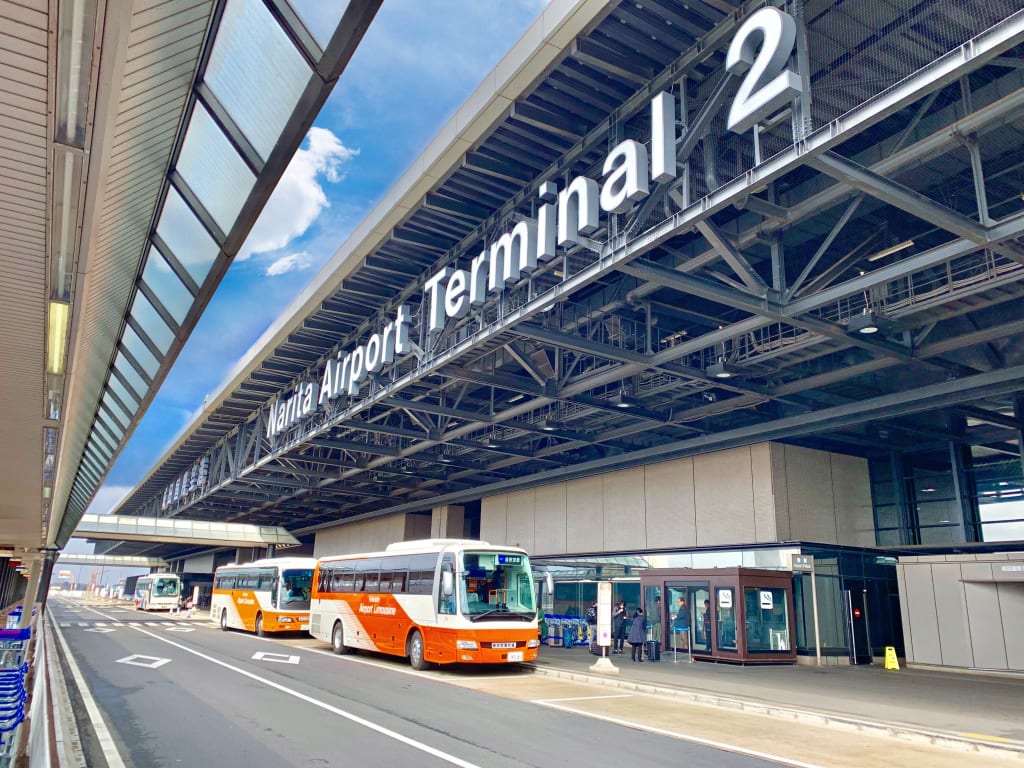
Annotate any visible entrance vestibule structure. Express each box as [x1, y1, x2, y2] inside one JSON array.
[[643, 567, 796, 664]]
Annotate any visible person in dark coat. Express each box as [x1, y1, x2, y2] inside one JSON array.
[[627, 607, 646, 661], [612, 600, 627, 653]]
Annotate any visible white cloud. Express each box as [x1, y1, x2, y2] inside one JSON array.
[[239, 128, 358, 259], [266, 251, 314, 277], [84, 485, 134, 516]]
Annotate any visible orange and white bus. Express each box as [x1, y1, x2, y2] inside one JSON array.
[[211, 557, 316, 636], [310, 539, 546, 669]]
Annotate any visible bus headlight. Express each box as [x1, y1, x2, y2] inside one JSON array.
[[279, 617, 293, 623], [527, 638, 540, 648], [456, 640, 479, 650]]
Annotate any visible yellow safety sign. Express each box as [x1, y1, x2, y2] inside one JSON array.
[[884, 645, 900, 670]]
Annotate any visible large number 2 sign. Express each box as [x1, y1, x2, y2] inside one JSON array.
[[725, 7, 804, 134]]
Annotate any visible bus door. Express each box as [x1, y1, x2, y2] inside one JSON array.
[[431, 554, 457, 662]]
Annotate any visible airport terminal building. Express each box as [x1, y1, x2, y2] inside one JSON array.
[[96, 0, 1024, 671]]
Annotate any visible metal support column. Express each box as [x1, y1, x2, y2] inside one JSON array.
[[949, 441, 980, 542], [1015, 396, 1024, 489], [890, 450, 918, 545]]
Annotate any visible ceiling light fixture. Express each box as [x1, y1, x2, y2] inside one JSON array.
[[866, 239, 914, 262], [706, 360, 739, 379], [47, 301, 71, 375], [847, 310, 887, 335], [610, 389, 636, 408]]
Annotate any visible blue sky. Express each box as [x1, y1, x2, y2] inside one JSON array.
[[71, 1, 549, 570]]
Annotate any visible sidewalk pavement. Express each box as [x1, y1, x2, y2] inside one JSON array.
[[530, 645, 1024, 756]]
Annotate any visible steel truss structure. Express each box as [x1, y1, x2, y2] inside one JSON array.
[[107, 0, 1024, 557]]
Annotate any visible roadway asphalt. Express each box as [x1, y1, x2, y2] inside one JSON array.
[[530, 641, 1024, 756], [62, 602, 1024, 761]]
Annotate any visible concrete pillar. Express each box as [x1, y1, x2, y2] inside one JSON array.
[[18, 558, 42, 629], [431, 505, 465, 538]]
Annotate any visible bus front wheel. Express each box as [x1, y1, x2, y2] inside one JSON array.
[[331, 621, 349, 655], [255, 614, 265, 637], [220, 610, 228, 631], [408, 629, 427, 671]]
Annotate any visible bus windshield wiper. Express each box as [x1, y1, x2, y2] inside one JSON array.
[[468, 608, 534, 622], [468, 608, 506, 621]]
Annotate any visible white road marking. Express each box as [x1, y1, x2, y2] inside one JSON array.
[[165, 626, 195, 633], [131, 626, 485, 768], [534, 700, 827, 768], [252, 651, 300, 664], [84, 628, 115, 634], [51, 621, 128, 768], [116, 654, 171, 669]]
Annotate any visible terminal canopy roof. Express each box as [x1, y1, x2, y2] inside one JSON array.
[[104, 0, 1024, 557], [0, 1, 382, 558]]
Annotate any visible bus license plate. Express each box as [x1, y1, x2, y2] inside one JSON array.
[[507, 652, 523, 662], [300, 624, 309, 631]]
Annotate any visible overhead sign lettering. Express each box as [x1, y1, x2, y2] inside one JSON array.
[[167, 9, 808, 500]]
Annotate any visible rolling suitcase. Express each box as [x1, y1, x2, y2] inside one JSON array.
[[646, 639, 661, 661]]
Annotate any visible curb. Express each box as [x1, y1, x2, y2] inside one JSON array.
[[529, 663, 1024, 759]]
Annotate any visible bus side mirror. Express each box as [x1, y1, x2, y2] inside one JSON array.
[[441, 570, 454, 597]]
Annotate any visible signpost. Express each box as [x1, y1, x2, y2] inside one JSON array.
[[590, 581, 618, 674], [791, 553, 821, 666]]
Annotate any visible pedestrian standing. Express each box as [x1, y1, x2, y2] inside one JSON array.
[[612, 600, 627, 653], [628, 607, 646, 661]]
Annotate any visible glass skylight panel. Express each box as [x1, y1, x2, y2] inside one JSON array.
[[82, 456, 103, 480], [92, 416, 120, 450], [130, 290, 175, 354], [88, 428, 115, 461], [80, 451, 101, 476], [97, 401, 127, 438], [107, 375, 139, 414], [95, 409, 124, 441], [101, 392, 132, 433], [78, 462, 100, 486], [205, 0, 311, 160], [156, 187, 220, 285], [287, 0, 349, 50], [86, 435, 111, 464], [142, 246, 193, 326], [121, 325, 159, 379], [111, 357, 146, 404], [176, 102, 255, 234], [80, 463, 103, 489]]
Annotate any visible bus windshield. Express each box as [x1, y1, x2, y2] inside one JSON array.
[[280, 568, 313, 609], [154, 577, 179, 596], [460, 550, 536, 620]]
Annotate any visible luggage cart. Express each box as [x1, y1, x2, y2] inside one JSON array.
[[0, 627, 31, 760]]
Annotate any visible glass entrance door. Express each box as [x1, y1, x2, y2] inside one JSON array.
[[690, 585, 711, 655], [665, 583, 710, 655]]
